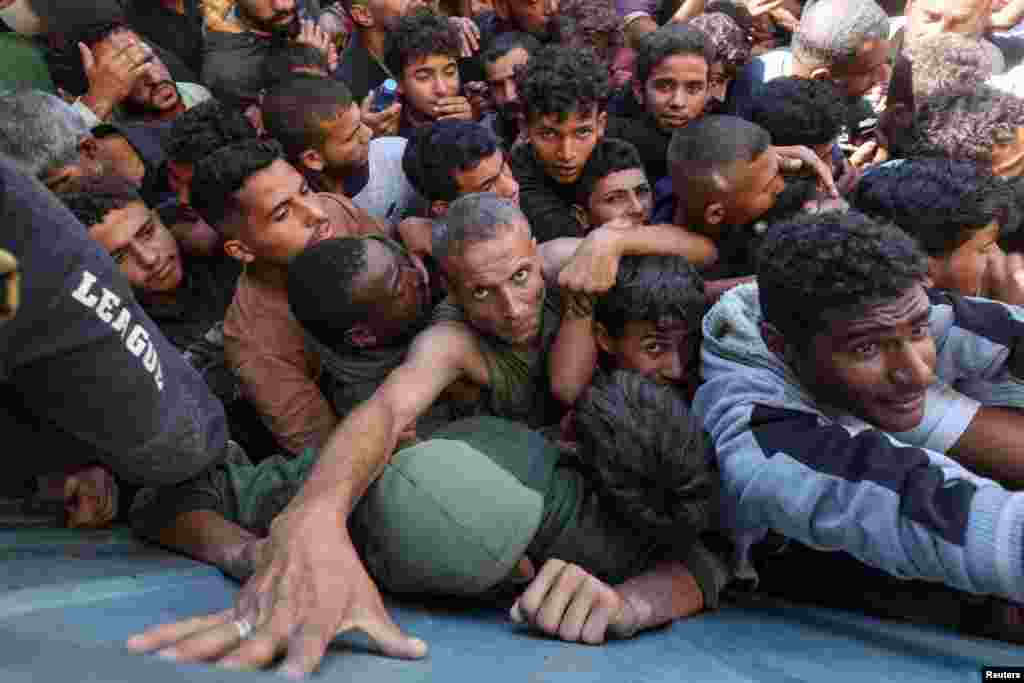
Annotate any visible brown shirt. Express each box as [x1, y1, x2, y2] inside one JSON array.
[[223, 193, 387, 455]]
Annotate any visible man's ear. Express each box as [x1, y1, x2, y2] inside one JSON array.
[[429, 199, 449, 219], [571, 204, 589, 232], [299, 148, 326, 172], [594, 321, 615, 356], [345, 324, 378, 348], [808, 66, 833, 82], [78, 136, 100, 162], [631, 78, 644, 108], [492, 0, 511, 20], [759, 321, 787, 357], [992, 135, 1024, 177], [925, 256, 943, 290], [703, 201, 726, 228], [349, 2, 373, 28], [223, 238, 255, 264]]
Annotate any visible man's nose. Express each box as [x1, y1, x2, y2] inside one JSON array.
[[890, 344, 933, 388]]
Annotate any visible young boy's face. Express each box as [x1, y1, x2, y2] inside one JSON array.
[[928, 220, 1000, 297], [399, 54, 461, 119], [585, 167, 652, 228], [599, 318, 697, 386], [527, 108, 607, 185], [633, 53, 708, 134]]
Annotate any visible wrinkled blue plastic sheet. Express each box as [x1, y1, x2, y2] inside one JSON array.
[[2, 528, 1023, 682]]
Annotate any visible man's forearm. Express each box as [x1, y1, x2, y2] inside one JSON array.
[[950, 406, 1024, 489], [619, 223, 718, 268], [292, 393, 401, 514], [156, 510, 262, 582], [616, 561, 704, 634]]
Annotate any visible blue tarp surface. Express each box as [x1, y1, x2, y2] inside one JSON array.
[[2, 527, 1022, 682]]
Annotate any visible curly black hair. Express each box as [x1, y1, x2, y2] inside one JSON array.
[[701, 0, 755, 37], [688, 11, 751, 74], [515, 45, 611, 124], [749, 76, 848, 147], [262, 76, 355, 160], [575, 138, 644, 207], [634, 23, 710, 87], [288, 236, 370, 343], [57, 174, 144, 228], [190, 138, 284, 232], [903, 33, 996, 101], [910, 86, 1024, 164], [758, 210, 928, 347], [402, 120, 499, 202], [595, 254, 707, 338], [162, 99, 258, 164], [575, 369, 719, 551], [550, 0, 624, 63], [853, 159, 1016, 257], [383, 9, 462, 79]]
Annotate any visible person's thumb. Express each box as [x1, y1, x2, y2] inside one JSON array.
[[849, 140, 878, 169], [359, 613, 428, 659]]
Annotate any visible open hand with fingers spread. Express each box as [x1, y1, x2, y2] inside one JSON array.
[[126, 498, 426, 678]]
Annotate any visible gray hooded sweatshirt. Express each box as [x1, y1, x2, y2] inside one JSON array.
[[694, 282, 1024, 603]]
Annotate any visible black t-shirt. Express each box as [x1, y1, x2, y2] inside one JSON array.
[[0, 156, 228, 486], [335, 31, 389, 104]]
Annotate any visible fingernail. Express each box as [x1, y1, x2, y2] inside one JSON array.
[[156, 649, 178, 661]]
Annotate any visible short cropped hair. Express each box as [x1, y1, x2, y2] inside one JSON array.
[[910, 86, 1024, 164], [688, 12, 750, 74], [792, 0, 889, 71], [482, 31, 541, 66], [575, 369, 719, 551], [162, 98, 258, 164], [575, 138, 645, 207], [758, 210, 928, 347], [435, 192, 528, 263], [403, 120, 500, 202], [0, 90, 90, 179], [288, 236, 370, 342], [384, 9, 462, 78], [853, 159, 1016, 257], [262, 44, 331, 86], [749, 77, 848, 147], [262, 77, 355, 160], [634, 23, 711, 86], [190, 138, 284, 232], [595, 254, 707, 338], [667, 115, 771, 197], [57, 175, 144, 228], [516, 45, 611, 124], [903, 33, 996, 101]]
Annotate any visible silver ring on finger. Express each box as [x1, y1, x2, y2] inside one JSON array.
[[233, 617, 254, 640]]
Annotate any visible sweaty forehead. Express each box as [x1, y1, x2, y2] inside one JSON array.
[[822, 286, 931, 337], [594, 168, 647, 196]]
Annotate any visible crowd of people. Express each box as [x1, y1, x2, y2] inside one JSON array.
[[3, 0, 1024, 676]]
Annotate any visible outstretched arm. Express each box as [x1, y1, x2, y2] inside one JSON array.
[[127, 323, 486, 676]]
